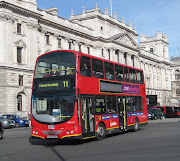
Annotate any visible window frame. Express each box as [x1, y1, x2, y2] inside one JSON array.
[[104, 62, 114, 80], [92, 58, 104, 79], [115, 64, 124, 82], [124, 67, 129, 82], [80, 56, 92, 77], [19, 75, 23, 86], [17, 95, 22, 111], [17, 23, 21, 34], [17, 47, 22, 64]]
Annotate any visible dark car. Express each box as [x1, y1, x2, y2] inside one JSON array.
[[0, 116, 15, 128], [0, 121, 4, 140], [148, 108, 165, 120], [2, 114, 29, 127]]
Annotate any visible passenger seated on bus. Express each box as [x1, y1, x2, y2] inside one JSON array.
[[106, 71, 113, 80], [43, 69, 51, 77], [50, 66, 60, 76], [93, 71, 101, 78], [80, 64, 88, 76], [107, 104, 116, 113], [115, 71, 123, 81]]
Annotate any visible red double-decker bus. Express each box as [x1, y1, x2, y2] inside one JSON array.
[[30, 50, 148, 141]]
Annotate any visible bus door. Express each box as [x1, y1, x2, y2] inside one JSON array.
[[81, 96, 95, 138], [117, 97, 127, 131]]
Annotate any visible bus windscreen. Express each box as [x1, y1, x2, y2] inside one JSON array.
[[34, 51, 76, 78]]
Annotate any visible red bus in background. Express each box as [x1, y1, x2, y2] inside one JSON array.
[[154, 106, 175, 118], [174, 107, 180, 117], [30, 50, 148, 141]]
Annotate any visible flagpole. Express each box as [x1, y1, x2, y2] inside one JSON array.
[[177, 46, 179, 57], [110, 0, 112, 17]]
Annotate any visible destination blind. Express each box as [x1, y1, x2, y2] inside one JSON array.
[[36, 79, 72, 92], [100, 80, 140, 94]]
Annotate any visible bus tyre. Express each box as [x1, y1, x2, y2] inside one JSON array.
[[0, 131, 3, 140], [133, 119, 139, 132], [96, 123, 106, 140]]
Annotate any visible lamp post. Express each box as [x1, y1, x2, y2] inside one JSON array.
[[146, 76, 150, 108]]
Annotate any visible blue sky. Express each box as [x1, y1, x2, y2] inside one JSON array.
[[36, 0, 180, 59]]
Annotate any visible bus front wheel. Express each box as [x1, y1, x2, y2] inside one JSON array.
[[96, 123, 106, 140]]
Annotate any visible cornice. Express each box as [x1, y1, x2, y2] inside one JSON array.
[[0, 65, 34, 73], [0, 1, 41, 18], [71, 14, 137, 36], [140, 39, 169, 45], [139, 52, 172, 65], [0, 12, 15, 23]]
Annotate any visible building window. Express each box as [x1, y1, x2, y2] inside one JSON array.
[[115, 50, 119, 63], [58, 38, 61, 48], [131, 55, 134, 67], [69, 41, 72, 50], [124, 53, 127, 65], [17, 23, 21, 34], [175, 70, 180, 80], [87, 46, 90, 55], [46, 34, 50, 45], [17, 47, 22, 64], [150, 48, 154, 54], [17, 95, 22, 111], [102, 49, 104, 57], [19, 75, 23, 86], [108, 49, 110, 60], [79, 44, 81, 52]]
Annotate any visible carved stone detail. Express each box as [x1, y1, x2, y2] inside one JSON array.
[[0, 13, 15, 23]]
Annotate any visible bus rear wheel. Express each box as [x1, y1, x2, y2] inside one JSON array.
[[0, 131, 3, 140], [133, 119, 139, 132], [96, 123, 106, 140]]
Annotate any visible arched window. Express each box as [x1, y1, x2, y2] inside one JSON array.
[[17, 95, 22, 111], [150, 48, 154, 54], [131, 55, 134, 67], [124, 53, 127, 65], [175, 70, 180, 80]]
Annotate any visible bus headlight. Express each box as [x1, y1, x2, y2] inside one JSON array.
[[71, 130, 74, 134], [35, 131, 38, 134], [33, 131, 35, 134], [66, 130, 70, 134]]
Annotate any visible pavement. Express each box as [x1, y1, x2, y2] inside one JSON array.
[[148, 117, 180, 123]]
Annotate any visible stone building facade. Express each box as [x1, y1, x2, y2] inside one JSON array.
[[139, 33, 172, 106], [0, 0, 173, 116], [171, 57, 180, 106]]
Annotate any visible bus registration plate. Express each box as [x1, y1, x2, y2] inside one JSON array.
[[48, 125, 55, 129], [47, 135, 58, 138]]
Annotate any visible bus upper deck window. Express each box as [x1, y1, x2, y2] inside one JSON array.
[[80, 56, 92, 77], [137, 70, 143, 84], [129, 68, 137, 83], [124, 67, 129, 82], [92, 58, 104, 79], [115, 65, 124, 82], [105, 62, 114, 80]]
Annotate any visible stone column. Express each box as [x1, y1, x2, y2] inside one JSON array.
[[126, 53, 131, 66]]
